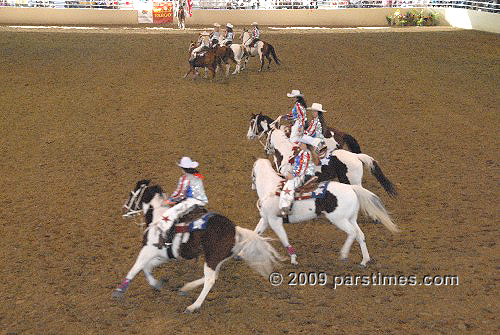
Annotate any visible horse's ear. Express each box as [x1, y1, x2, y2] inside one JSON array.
[[251, 113, 255, 117]]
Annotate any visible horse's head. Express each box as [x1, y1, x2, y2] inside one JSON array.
[[247, 113, 262, 140], [247, 113, 275, 140], [123, 179, 150, 218], [189, 41, 196, 53]]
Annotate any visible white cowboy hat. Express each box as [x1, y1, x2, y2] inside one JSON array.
[[214, 23, 221, 27], [226, 23, 233, 29], [200, 31, 209, 36], [251, 22, 258, 26], [307, 103, 327, 113], [286, 89, 304, 98], [177, 157, 199, 169]]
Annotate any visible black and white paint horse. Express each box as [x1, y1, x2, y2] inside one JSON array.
[[247, 114, 397, 197], [115, 180, 282, 313], [247, 112, 362, 154], [252, 159, 399, 265]]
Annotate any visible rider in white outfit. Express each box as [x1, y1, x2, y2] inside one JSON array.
[[279, 142, 316, 216], [220, 23, 234, 46], [303, 103, 327, 154], [159, 157, 208, 236], [210, 23, 221, 48], [282, 90, 308, 144], [190, 31, 210, 61], [245, 22, 260, 48]]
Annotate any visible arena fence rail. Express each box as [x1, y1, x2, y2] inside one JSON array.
[[0, 0, 498, 13]]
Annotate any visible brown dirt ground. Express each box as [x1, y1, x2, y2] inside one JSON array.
[[0, 25, 498, 335]]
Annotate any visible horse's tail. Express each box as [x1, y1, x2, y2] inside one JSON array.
[[343, 134, 362, 153], [269, 44, 280, 65], [356, 154, 397, 197], [351, 185, 399, 233], [233, 226, 284, 277]]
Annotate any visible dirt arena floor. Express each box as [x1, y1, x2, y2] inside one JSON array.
[[0, 25, 498, 334]]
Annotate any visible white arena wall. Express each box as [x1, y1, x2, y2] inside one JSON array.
[[0, 7, 498, 34]]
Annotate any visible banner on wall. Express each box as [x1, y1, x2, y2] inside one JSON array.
[[135, 1, 174, 24], [153, 1, 174, 24], [135, 1, 153, 23]]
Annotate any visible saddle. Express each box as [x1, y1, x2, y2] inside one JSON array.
[[275, 176, 324, 200], [161, 206, 209, 246]]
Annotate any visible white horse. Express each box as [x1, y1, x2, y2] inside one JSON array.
[[114, 181, 282, 313], [252, 159, 399, 265], [240, 29, 280, 72], [248, 117, 397, 197]]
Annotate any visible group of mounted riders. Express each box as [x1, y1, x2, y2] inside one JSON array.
[[154, 89, 329, 237], [184, 21, 278, 78]]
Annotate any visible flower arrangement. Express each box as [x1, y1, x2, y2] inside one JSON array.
[[386, 9, 439, 27]]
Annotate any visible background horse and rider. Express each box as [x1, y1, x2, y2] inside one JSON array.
[[185, 41, 236, 80], [240, 28, 281, 72]]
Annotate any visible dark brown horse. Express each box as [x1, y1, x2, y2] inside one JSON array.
[[114, 181, 282, 313]]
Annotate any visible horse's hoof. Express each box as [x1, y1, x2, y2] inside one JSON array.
[[233, 255, 243, 261], [112, 289, 124, 299], [184, 306, 199, 314], [290, 254, 298, 265], [178, 290, 188, 296], [358, 263, 368, 269], [340, 257, 349, 263], [152, 279, 165, 291]]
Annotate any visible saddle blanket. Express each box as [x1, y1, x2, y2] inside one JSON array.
[[275, 181, 329, 201], [175, 213, 215, 233]]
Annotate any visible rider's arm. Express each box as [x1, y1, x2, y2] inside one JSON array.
[[168, 175, 190, 203], [293, 151, 310, 177]]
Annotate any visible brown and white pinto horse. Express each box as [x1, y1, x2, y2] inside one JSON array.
[[114, 180, 282, 313], [240, 29, 280, 72]]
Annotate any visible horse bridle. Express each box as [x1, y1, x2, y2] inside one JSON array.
[[123, 184, 148, 218]]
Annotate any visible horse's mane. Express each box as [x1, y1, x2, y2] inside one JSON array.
[[135, 179, 151, 190], [142, 185, 164, 204], [259, 114, 275, 125]]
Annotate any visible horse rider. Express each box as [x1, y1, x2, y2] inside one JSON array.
[[159, 157, 208, 238], [210, 23, 221, 48], [279, 142, 316, 217], [190, 31, 210, 61], [303, 103, 328, 154], [280, 90, 308, 144], [245, 22, 260, 48], [220, 23, 234, 46]]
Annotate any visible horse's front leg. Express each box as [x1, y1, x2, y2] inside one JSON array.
[[112, 245, 163, 298], [143, 257, 167, 291], [183, 66, 193, 79], [254, 217, 269, 234], [268, 216, 298, 265]]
